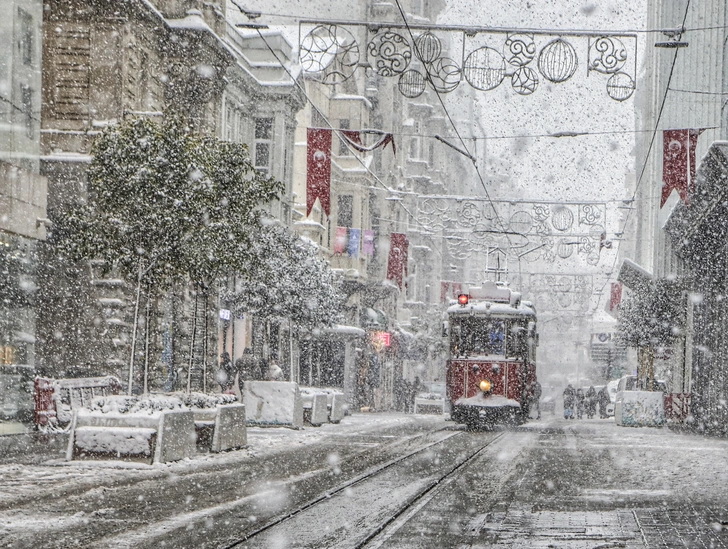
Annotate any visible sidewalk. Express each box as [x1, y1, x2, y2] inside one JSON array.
[[0, 412, 450, 509]]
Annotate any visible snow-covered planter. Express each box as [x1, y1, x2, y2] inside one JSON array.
[[66, 393, 246, 459], [615, 391, 665, 427], [244, 381, 303, 428], [66, 405, 196, 464]]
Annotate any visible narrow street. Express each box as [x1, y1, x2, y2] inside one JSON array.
[[2, 413, 728, 548]]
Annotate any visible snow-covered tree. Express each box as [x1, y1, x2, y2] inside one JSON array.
[[60, 116, 283, 392], [227, 218, 344, 331], [617, 279, 684, 389]]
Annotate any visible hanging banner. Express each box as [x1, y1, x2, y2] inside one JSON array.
[[340, 129, 396, 155], [661, 128, 705, 208], [307, 128, 332, 216], [334, 227, 347, 254], [348, 228, 361, 257], [386, 233, 409, 289], [363, 229, 375, 256], [609, 282, 622, 312]]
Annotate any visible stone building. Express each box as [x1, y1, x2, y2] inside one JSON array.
[[0, 0, 47, 368], [618, 0, 728, 429], [37, 0, 303, 391]]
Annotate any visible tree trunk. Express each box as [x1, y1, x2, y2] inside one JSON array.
[[143, 292, 151, 396], [202, 293, 208, 393], [187, 289, 199, 393], [127, 260, 143, 395]]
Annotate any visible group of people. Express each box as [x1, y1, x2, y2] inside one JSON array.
[[563, 384, 611, 420], [216, 348, 284, 393]]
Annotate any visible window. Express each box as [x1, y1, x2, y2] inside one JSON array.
[[409, 121, 422, 160], [337, 195, 353, 228], [18, 9, 33, 67], [254, 117, 273, 172], [311, 109, 326, 129], [21, 85, 33, 139], [338, 119, 351, 156]]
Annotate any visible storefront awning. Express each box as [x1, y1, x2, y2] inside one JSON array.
[[618, 258, 652, 292]]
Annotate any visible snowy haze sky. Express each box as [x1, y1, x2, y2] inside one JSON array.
[[235, 0, 647, 205]]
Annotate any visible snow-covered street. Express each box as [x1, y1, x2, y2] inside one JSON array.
[[2, 414, 728, 548]]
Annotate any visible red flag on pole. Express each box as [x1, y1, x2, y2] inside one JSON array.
[[307, 128, 332, 217], [386, 233, 409, 289], [661, 128, 704, 208]]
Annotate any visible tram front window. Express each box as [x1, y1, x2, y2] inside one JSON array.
[[451, 318, 505, 357]]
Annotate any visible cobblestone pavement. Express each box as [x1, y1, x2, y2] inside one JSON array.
[[372, 417, 728, 549]]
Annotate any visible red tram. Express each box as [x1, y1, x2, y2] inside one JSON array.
[[445, 281, 538, 428]]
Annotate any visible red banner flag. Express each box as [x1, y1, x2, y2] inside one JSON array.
[[386, 233, 409, 289], [661, 128, 704, 208], [609, 282, 622, 312], [307, 128, 332, 217], [334, 227, 347, 255]]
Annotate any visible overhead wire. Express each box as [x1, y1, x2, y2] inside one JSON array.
[[248, 25, 443, 257], [392, 0, 514, 249], [588, 0, 694, 317], [232, 6, 715, 36]]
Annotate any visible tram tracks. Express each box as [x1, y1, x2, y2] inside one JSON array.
[[222, 430, 505, 549]]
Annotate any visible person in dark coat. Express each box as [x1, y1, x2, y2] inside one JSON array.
[[563, 384, 575, 419], [576, 388, 585, 419], [598, 385, 610, 418], [216, 351, 234, 392], [585, 386, 597, 419], [235, 348, 259, 382]]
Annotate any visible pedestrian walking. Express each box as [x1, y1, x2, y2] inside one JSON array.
[[533, 381, 542, 419], [585, 386, 597, 419], [598, 385, 610, 418], [563, 384, 575, 419], [235, 348, 259, 382], [576, 387, 585, 419]]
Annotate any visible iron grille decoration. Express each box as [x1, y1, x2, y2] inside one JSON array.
[[416, 196, 608, 265], [298, 23, 636, 101], [509, 273, 593, 313]]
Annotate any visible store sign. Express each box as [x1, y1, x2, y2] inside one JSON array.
[[372, 331, 391, 347]]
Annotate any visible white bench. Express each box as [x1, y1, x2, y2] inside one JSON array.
[[66, 409, 196, 464]]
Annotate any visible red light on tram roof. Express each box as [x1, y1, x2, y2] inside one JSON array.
[[458, 294, 469, 305]]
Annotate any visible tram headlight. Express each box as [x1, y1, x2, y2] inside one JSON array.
[[479, 379, 492, 393]]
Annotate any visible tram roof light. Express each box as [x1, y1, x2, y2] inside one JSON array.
[[458, 294, 469, 306]]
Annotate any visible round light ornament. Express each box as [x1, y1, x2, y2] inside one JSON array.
[[538, 38, 578, 83]]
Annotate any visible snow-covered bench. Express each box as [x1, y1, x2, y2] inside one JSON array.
[[66, 407, 195, 464], [244, 381, 303, 429], [414, 392, 446, 414]]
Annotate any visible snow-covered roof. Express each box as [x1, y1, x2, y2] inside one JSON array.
[[447, 302, 536, 318]]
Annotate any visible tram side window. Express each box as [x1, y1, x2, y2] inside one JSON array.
[[506, 321, 527, 358]]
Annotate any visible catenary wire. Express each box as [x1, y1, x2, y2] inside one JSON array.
[[589, 0, 693, 317], [248, 26, 444, 256], [393, 0, 514, 250]]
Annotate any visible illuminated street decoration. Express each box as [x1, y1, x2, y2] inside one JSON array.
[[416, 196, 608, 264], [299, 24, 637, 101]]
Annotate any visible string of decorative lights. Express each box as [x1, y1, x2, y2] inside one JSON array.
[[245, 23, 444, 257], [588, 0, 693, 317]]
